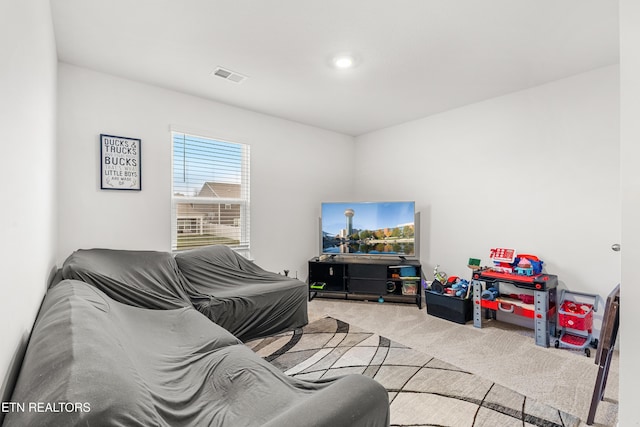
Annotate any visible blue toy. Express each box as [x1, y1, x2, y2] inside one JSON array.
[[451, 278, 470, 297], [514, 266, 534, 276], [482, 287, 499, 301], [513, 255, 544, 275]]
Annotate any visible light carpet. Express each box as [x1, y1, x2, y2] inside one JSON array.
[[247, 316, 581, 427]]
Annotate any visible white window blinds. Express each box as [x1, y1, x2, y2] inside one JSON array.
[[171, 131, 250, 254]]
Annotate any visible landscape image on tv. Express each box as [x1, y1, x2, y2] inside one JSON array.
[[321, 201, 415, 256]]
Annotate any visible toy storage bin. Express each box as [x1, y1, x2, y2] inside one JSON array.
[[425, 291, 473, 324], [480, 297, 536, 318], [554, 290, 599, 357], [399, 266, 418, 277], [558, 300, 594, 331], [402, 281, 418, 295]]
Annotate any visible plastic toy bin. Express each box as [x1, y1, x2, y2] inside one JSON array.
[[399, 266, 417, 277], [425, 291, 473, 324], [558, 301, 593, 331], [554, 291, 599, 357]]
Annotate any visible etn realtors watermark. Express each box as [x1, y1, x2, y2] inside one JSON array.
[[1, 401, 91, 413]]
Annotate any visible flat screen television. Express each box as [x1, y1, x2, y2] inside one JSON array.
[[320, 201, 417, 258]]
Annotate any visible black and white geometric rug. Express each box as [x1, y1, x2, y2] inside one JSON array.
[[246, 316, 581, 427]]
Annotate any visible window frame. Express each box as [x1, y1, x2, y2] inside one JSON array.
[[170, 130, 250, 255]]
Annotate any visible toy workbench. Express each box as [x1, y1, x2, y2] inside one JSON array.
[[471, 268, 558, 347]]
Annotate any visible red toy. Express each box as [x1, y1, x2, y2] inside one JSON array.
[[554, 290, 600, 357]]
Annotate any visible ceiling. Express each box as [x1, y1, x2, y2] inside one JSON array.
[[50, 0, 619, 136]]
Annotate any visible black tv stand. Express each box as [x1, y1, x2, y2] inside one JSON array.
[[308, 257, 422, 308]]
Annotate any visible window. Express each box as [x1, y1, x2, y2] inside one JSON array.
[[171, 132, 250, 254]]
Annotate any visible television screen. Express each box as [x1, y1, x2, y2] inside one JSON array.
[[321, 201, 416, 257]]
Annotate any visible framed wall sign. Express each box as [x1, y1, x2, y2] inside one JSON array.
[[100, 134, 141, 190]]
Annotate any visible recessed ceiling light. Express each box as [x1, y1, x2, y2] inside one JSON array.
[[331, 54, 359, 70], [334, 56, 354, 69]]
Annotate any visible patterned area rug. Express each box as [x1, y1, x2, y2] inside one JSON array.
[[246, 317, 581, 427]]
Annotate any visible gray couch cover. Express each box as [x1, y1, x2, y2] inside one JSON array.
[[175, 245, 308, 341], [61, 246, 308, 341], [61, 248, 192, 310], [4, 280, 390, 426]]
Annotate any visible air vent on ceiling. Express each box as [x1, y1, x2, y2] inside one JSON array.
[[212, 67, 247, 84]]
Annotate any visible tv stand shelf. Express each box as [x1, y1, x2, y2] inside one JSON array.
[[308, 257, 422, 308]]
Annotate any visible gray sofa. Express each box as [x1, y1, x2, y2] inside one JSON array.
[[175, 245, 309, 342], [61, 246, 308, 341], [4, 247, 390, 426]]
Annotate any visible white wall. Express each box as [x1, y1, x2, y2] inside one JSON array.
[[2, 4, 630, 422], [619, 0, 639, 424], [0, 0, 58, 405], [354, 66, 620, 319], [57, 63, 354, 276]]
